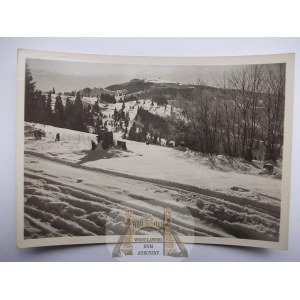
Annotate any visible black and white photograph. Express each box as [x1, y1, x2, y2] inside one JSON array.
[[16, 50, 294, 249]]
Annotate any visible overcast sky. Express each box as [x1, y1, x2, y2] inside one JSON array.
[[27, 58, 281, 93]]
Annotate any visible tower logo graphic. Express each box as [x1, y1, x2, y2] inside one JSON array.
[[112, 208, 188, 257]]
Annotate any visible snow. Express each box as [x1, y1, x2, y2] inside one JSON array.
[[25, 122, 281, 201], [23, 111, 282, 242], [85, 140, 281, 200], [145, 78, 178, 84]]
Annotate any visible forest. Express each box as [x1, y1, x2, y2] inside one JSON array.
[[168, 64, 286, 162]]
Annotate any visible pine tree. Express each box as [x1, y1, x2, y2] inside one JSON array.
[[128, 122, 137, 141], [34, 90, 46, 124], [93, 100, 100, 113], [70, 92, 87, 132], [45, 92, 53, 125], [24, 64, 36, 122], [24, 65, 47, 124], [74, 92, 83, 110], [122, 101, 125, 110], [53, 87, 55, 94], [65, 97, 73, 128], [120, 110, 125, 119], [83, 104, 92, 127], [54, 94, 65, 127]]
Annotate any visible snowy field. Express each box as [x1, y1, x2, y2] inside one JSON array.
[[24, 120, 282, 242]]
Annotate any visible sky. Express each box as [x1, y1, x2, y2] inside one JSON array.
[[26, 58, 282, 93]]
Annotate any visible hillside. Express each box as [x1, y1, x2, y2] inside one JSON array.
[[106, 79, 156, 94], [79, 87, 115, 97], [37, 72, 284, 163], [105, 78, 232, 104], [78, 78, 234, 106], [24, 121, 281, 242]]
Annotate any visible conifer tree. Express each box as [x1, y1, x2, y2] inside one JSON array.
[[70, 92, 87, 132], [65, 97, 73, 128], [93, 100, 100, 113], [54, 94, 65, 127], [24, 64, 36, 122], [34, 90, 46, 124], [45, 92, 53, 125], [128, 122, 137, 141]]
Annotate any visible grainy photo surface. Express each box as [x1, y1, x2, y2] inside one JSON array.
[[16, 50, 294, 249]]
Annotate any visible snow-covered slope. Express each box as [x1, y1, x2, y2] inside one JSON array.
[[24, 121, 281, 242], [25, 121, 281, 198], [145, 78, 179, 84]]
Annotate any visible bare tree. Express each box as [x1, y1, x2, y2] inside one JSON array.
[[226, 65, 266, 160], [261, 64, 285, 161], [170, 64, 285, 162], [247, 65, 265, 149], [169, 79, 220, 155], [215, 73, 241, 157]]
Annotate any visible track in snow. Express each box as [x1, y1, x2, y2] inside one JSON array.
[[24, 152, 280, 242]]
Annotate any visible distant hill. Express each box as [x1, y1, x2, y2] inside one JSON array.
[[81, 78, 240, 103], [79, 87, 115, 98], [106, 79, 156, 94], [105, 78, 199, 101]]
